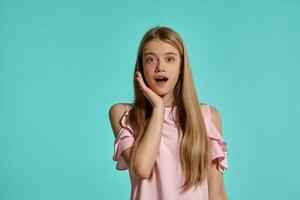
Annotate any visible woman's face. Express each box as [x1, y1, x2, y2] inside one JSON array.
[[142, 39, 181, 97]]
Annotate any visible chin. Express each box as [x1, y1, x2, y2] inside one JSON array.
[[150, 82, 172, 95], [155, 88, 171, 97]]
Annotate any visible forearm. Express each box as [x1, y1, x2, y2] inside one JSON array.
[[133, 106, 164, 178]]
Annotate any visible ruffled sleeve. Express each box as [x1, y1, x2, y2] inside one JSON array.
[[202, 104, 228, 173], [112, 105, 135, 170]]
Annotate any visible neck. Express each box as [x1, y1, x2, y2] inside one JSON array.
[[161, 91, 174, 107]]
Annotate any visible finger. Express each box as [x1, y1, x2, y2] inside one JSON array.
[[136, 72, 147, 90], [135, 73, 143, 90]]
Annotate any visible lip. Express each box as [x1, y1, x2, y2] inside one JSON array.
[[154, 74, 168, 80]]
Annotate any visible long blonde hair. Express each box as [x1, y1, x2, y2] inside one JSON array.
[[128, 26, 210, 192]]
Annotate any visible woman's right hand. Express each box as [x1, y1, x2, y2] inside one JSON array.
[[135, 71, 165, 109]]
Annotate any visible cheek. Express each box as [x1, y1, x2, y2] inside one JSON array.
[[169, 62, 181, 73], [143, 68, 153, 85], [169, 68, 181, 83]]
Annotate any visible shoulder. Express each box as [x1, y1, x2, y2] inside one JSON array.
[[209, 104, 223, 135], [108, 103, 133, 137], [109, 103, 127, 120], [208, 104, 221, 119], [199, 103, 223, 135], [109, 102, 134, 112], [109, 103, 133, 120], [109, 103, 127, 116]]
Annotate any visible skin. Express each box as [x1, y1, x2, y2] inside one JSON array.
[[139, 38, 182, 107], [109, 39, 228, 199], [208, 106, 229, 200]]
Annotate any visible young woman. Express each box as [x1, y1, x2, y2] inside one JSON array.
[[109, 26, 229, 200]]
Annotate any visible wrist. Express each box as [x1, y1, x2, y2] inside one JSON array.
[[152, 105, 165, 114]]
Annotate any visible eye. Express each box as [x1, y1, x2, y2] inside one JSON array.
[[145, 56, 156, 63], [146, 58, 153, 62], [166, 57, 175, 62]]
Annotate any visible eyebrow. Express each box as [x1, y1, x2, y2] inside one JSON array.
[[144, 52, 178, 56]]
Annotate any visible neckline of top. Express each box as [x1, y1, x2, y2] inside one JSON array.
[[165, 106, 177, 109], [126, 104, 177, 109], [126, 104, 209, 110]]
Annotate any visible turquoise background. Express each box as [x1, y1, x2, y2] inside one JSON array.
[[1, 0, 299, 199]]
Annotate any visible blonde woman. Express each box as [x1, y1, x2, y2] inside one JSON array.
[[109, 26, 229, 200]]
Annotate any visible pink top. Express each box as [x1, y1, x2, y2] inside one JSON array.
[[113, 103, 228, 200]]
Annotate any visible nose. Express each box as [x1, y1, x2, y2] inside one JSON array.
[[155, 59, 165, 72]]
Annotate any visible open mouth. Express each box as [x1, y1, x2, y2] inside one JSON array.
[[154, 77, 168, 86], [155, 77, 168, 82]]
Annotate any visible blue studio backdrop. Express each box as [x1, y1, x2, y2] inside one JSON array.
[[1, 0, 299, 199]]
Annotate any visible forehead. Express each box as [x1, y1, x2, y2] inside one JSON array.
[[143, 39, 179, 56]]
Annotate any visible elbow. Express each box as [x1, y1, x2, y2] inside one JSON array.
[[133, 164, 152, 180], [131, 151, 155, 180], [135, 171, 151, 180]]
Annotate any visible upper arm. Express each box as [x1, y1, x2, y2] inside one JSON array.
[[109, 103, 134, 169], [109, 103, 127, 138], [207, 105, 228, 199]]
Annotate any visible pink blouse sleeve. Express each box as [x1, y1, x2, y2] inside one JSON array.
[[203, 104, 228, 173], [112, 106, 135, 170]]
